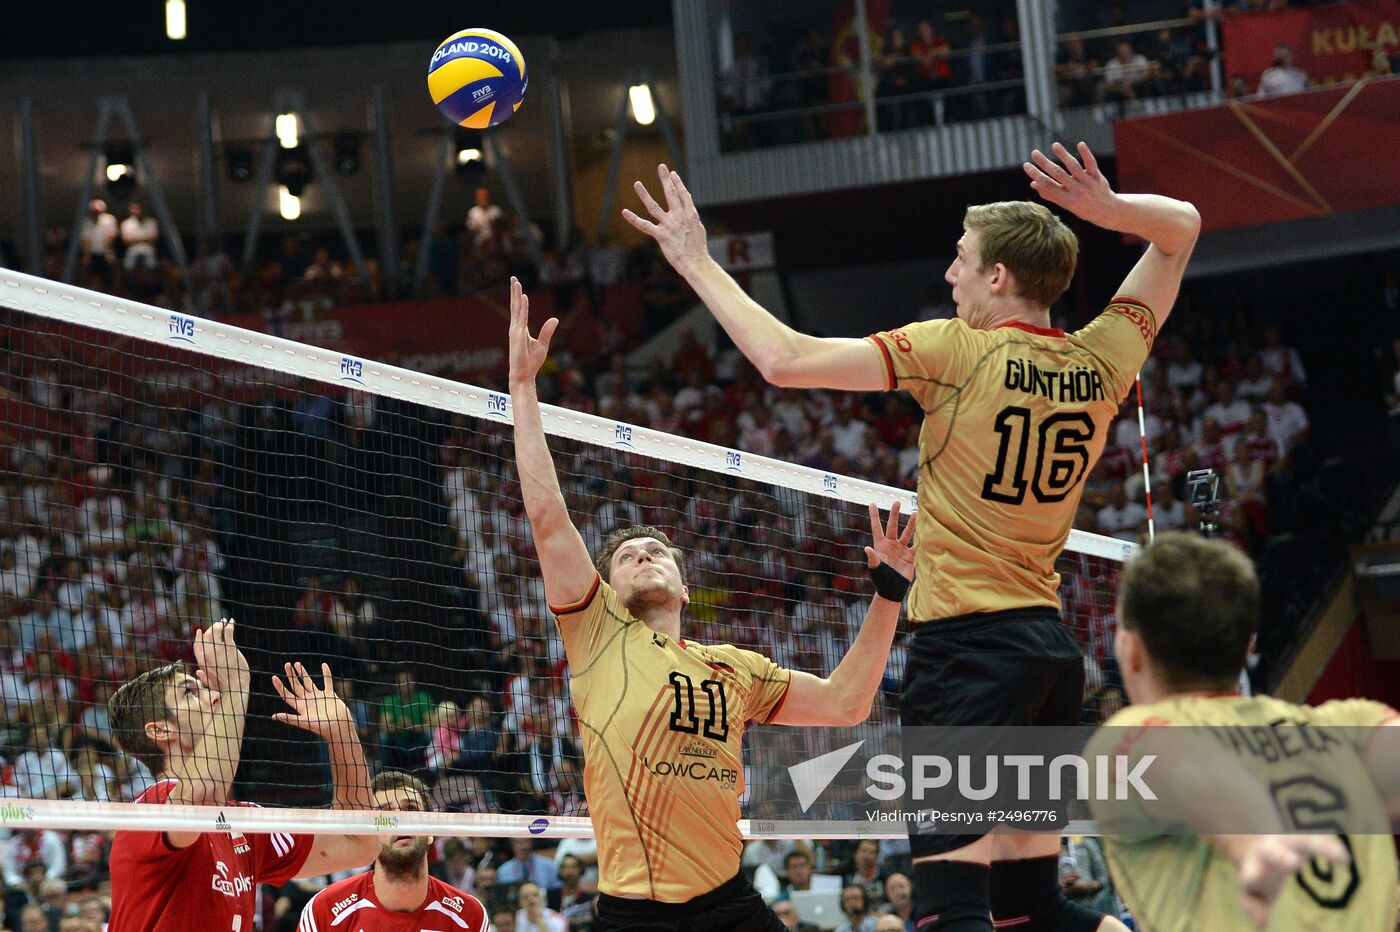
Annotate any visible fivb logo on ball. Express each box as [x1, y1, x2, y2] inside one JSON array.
[[428, 27, 528, 130]]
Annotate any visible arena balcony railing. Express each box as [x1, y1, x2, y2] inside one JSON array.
[[671, 0, 1230, 206]]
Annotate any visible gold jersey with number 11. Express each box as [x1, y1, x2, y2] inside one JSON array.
[[868, 296, 1156, 623]]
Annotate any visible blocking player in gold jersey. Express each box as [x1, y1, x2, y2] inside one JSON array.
[[626, 144, 1199, 930], [506, 278, 916, 932], [1088, 532, 1398, 931]]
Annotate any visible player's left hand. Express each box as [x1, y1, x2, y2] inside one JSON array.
[[864, 500, 915, 580], [271, 662, 354, 741], [1023, 141, 1119, 229]]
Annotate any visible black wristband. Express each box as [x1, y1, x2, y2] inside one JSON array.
[[869, 563, 911, 603]]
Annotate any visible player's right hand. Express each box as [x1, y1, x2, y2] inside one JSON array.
[[1234, 834, 1349, 928], [1023, 141, 1119, 230], [623, 163, 709, 274], [507, 276, 558, 387], [193, 618, 250, 695]]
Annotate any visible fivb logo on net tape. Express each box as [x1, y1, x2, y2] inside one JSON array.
[[614, 423, 634, 449], [167, 313, 196, 345], [486, 391, 510, 420], [339, 356, 366, 386]]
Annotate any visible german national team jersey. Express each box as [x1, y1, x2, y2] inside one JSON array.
[[1087, 694, 1400, 932], [868, 298, 1156, 622], [108, 779, 312, 932], [298, 868, 487, 931], [552, 574, 792, 902]]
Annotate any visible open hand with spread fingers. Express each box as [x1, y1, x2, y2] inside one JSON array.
[[865, 499, 916, 581], [622, 163, 710, 274], [507, 276, 558, 387], [272, 661, 354, 742], [1023, 141, 1121, 230]]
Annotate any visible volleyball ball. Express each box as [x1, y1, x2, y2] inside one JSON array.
[[428, 28, 528, 129]]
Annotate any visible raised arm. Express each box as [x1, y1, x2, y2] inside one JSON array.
[[1024, 141, 1200, 327], [271, 661, 380, 876], [772, 502, 914, 727], [166, 620, 248, 808], [507, 277, 599, 606], [625, 165, 887, 391]]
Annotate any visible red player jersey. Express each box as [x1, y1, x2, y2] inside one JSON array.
[[108, 779, 312, 932], [298, 868, 486, 931]]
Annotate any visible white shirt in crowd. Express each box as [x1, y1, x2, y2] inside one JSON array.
[[467, 202, 504, 245], [80, 212, 118, 257], [120, 215, 159, 269], [516, 909, 568, 932], [1258, 65, 1308, 97], [1264, 399, 1309, 450], [13, 748, 76, 799], [1202, 398, 1252, 434], [1097, 500, 1148, 541]]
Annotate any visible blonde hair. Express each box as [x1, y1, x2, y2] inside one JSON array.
[[963, 201, 1079, 307]]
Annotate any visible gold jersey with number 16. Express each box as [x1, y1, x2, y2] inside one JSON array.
[[868, 296, 1155, 623]]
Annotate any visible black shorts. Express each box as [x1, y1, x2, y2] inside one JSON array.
[[593, 872, 783, 932], [900, 606, 1085, 856]]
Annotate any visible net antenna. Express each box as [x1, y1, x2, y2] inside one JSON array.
[[0, 268, 1132, 840]]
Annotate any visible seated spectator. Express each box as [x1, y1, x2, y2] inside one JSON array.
[[498, 838, 560, 890], [430, 838, 475, 893], [1200, 381, 1251, 436], [843, 839, 886, 907], [775, 898, 822, 932], [882, 872, 914, 930], [876, 25, 918, 130], [514, 882, 566, 932], [1055, 36, 1098, 107], [1191, 418, 1230, 470], [1257, 42, 1309, 96], [120, 201, 158, 271], [1059, 835, 1115, 915], [12, 726, 76, 799], [425, 700, 462, 774], [1259, 323, 1306, 387], [910, 18, 953, 120], [835, 885, 879, 932], [1262, 380, 1309, 451], [721, 33, 773, 148], [1236, 355, 1272, 403], [1102, 40, 1152, 102], [548, 853, 595, 919], [774, 847, 841, 900], [1152, 480, 1188, 532], [0, 831, 67, 890], [379, 668, 434, 772], [1097, 485, 1147, 542]]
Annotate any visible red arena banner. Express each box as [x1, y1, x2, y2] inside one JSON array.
[[1221, 1, 1400, 87], [1113, 76, 1400, 233]]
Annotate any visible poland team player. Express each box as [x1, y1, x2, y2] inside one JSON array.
[[626, 143, 1200, 931], [508, 276, 916, 931], [299, 771, 488, 931], [106, 621, 380, 931]]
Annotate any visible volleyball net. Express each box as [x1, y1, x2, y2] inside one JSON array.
[[0, 269, 1132, 839]]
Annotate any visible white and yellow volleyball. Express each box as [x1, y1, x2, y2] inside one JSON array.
[[428, 28, 528, 129]]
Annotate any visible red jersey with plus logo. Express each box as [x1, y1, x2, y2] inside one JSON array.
[[298, 868, 486, 931], [108, 779, 312, 931]]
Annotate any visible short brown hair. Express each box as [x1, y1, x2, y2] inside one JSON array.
[[594, 525, 686, 587], [371, 770, 433, 810], [963, 201, 1079, 307], [108, 661, 186, 775], [1119, 532, 1259, 690]]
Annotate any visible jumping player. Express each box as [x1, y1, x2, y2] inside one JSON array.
[[626, 142, 1199, 931], [298, 770, 488, 931], [507, 276, 916, 931], [107, 620, 380, 931]]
